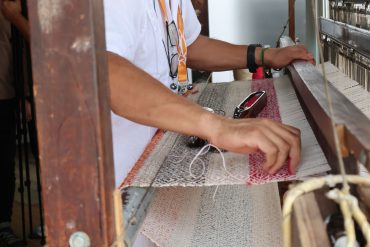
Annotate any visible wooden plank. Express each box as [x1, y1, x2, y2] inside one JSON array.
[[28, 0, 116, 245], [291, 192, 331, 247], [289, 61, 370, 171]]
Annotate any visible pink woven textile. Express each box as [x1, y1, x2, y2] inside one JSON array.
[[247, 79, 293, 185]]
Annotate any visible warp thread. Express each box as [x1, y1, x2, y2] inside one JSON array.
[[188, 143, 245, 201]]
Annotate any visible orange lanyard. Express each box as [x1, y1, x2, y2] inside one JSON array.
[[158, 0, 188, 84]]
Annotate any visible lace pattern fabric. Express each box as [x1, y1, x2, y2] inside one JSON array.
[[141, 183, 283, 247], [120, 76, 330, 189]]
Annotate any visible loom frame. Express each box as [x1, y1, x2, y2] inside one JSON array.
[[281, 36, 370, 173], [281, 35, 370, 247], [28, 0, 116, 245], [26, 0, 370, 246]]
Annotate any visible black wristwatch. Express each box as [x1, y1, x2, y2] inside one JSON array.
[[247, 44, 262, 73]]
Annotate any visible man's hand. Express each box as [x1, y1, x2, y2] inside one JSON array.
[[258, 45, 315, 69], [203, 114, 301, 174], [187, 36, 314, 72], [1, 0, 21, 23]]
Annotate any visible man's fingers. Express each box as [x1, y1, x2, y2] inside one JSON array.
[[261, 120, 301, 145], [253, 120, 301, 174], [265, 125, 300, 174], [279, 123, 301, 136], [297, 49, 313, 61], [284, 133, 300, 174], [212, 118, 301, 175], [289, 45, 313, 63], [260, 128, 291, 174], [287, 141, 300, 174], [295, 44, 309, 54], [273, 123, 301, 173], [306, 53, 314, 60], [268, 137, 300, 175], [256, 132, 278, 171]]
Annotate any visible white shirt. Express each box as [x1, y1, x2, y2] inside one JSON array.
[[0, 12, 14, 100], [104, 0, 201, 186]]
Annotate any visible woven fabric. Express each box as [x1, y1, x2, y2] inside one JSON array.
[[248, 79, 287, 184], [120, 76, 330, 188], [246, 76, 331, 184], [141, 183, 283, 247]]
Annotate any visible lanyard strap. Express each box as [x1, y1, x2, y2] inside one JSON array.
[[158, 0, 188, 83], [176, 5, 187, 83], [158, 0, 169, 22]]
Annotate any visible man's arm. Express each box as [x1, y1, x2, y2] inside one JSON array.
[[109, 52, 213, 139], [1, 0, 30, 42], [109, 52, 301, 174], [187, 35, 314, 71]]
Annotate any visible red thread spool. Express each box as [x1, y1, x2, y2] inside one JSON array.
[[252, 67, 264, 79]]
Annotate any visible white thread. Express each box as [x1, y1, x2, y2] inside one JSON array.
[[325, 175, 336, 188], [167, 150, 188, 164], [212, 185, 219, 201], [187, 143, 244, 201], [188, 144, 245, 183], [187, 145, 210, 179]]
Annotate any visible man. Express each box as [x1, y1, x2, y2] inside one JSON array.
[[104, 0, 314, 187], [0, 0, 28, 246]]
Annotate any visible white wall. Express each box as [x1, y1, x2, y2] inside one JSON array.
[[208, 0, 307, 82]]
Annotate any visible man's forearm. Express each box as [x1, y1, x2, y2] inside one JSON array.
[[9, 14, 29, 43], [108, 52, 221, 140], [187, 35, 314, 72], [187, 35, 248, 71]]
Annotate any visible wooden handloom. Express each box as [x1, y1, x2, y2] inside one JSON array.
[[26, 0, 370, 246]]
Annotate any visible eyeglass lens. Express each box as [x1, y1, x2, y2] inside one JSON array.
[[170, 53, 179, 78], [168, 21, 179, 47]]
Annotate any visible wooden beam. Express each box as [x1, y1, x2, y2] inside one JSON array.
[[28, 0, 116, 245], [289, 0, 296, 41], [291, 192, 332, 247]]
